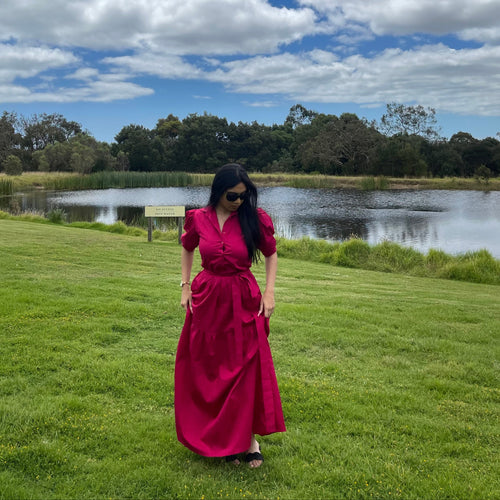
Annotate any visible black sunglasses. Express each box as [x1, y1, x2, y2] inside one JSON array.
[[225, 191, 248, 202]]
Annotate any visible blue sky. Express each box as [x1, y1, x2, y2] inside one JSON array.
[[1, 0, 499, 143]]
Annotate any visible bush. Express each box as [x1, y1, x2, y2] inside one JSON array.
[[276, 236, 334, 261], [108, 221, 129, 234], [426, 249, 452, 271], [2, 155, 23, 176], [47, 208, 67, 224], [322, 238, 371, 268], [439, 249, 500, 285], [371, 240, 425, 273]]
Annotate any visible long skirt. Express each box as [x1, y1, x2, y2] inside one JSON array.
[[174, 269, 286, 457]]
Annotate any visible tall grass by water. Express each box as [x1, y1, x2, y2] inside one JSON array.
[[0, 178, 13, 195], [46, 171, 214, 190], [0, 218, 498, 499], [277, 236, 500, 285], [5, 171, 500, 192]]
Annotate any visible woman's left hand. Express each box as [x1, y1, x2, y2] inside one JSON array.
[[258, 289, 275, 318]]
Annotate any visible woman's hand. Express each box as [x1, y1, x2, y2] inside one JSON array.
[[180, 286, 193, 313], [258, 289, 275, 318]]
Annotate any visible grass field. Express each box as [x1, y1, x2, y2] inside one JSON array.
[[0, 219, 498, 499]]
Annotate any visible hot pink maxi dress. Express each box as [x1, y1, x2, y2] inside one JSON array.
[[175, 206, 286, 457]]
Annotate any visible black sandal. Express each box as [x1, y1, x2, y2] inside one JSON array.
[[225, 454, 240, 463], [244, 451, 264, 464]]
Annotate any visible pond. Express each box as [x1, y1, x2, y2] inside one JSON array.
[[3, 187, 500, 258]]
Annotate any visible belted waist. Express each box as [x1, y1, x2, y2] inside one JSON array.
[[201, 268, 249, 277]]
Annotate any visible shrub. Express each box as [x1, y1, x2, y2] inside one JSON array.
[[426, 249, 452, 271], [327, 238, 371, 268], [371, 240, 425, 273], [47, 208, 67, 224], [108, 221, 129, 234], [439, 249, 500, 285], [3, 155, 23, 176], [276, 236, 334, 261]]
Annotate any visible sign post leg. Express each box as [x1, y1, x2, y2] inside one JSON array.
[[178, 217, 183, 244], [148, 217, 153, 242]]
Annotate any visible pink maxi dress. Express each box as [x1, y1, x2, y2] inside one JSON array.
[[175, 206, 286, 457]]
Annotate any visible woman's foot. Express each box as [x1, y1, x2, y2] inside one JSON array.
[[245, 435, 264, 468], [224, 454, 241, 466]]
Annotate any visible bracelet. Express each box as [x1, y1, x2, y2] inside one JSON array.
[[180, 281, 191, 287]]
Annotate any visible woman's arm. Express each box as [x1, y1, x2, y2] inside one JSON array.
[[180, 247, 194, 313], [259, 251, 277, 318]]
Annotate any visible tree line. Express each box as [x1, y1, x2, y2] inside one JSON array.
[[1, 104, 499, 178]]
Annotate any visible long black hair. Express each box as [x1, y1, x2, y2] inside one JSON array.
[[209, 163, 261, 263]]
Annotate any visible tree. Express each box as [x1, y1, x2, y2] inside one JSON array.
[[379, 103, 440, 141], [20, 113, 82, 151], [113, 125, 161, 171], [155, 114, 182, 139], [422, 141, 464, 177], [449, 133, 500, 177], [0, 112, 21, 162], [170, 113, 230, 172], [375, 135, 428, 177], [2, 154, 23, 175], [34, 134, 114, 173], [296, 113, 383, 175], [285, 104, 318, 129]]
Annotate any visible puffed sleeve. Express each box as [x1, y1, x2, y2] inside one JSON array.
[[257, 208, 277, 257], [181, 209, 200, 251]]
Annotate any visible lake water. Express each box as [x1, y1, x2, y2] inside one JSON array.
[[3, 187, 500, 258]]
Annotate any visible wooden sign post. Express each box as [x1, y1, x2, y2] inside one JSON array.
[[145, 205, 186, 243]]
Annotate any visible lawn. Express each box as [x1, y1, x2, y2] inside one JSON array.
[[0, 219, 498, 499]]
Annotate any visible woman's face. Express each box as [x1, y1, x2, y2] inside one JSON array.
[[217, 182, 247, 213]]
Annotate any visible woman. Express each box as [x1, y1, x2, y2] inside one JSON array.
[[175, 163, 286, 468]]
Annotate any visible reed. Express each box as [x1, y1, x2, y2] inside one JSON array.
[[48, 171, 213, 190], [0, 178, 13, 195], [5, 171, 500, 192], [360, 176, 389, 190]]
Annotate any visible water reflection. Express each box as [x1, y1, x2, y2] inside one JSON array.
[[1, 186, 499, 258]]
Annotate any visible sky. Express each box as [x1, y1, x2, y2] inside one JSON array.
[[1, 0, 500, 144]]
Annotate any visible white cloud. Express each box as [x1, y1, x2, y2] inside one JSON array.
[[0, 59, 153, 103], [300, 0, 500, 43], [205, 43, 500, 116], [0, 43, 78, 82], [242, 100, 279, 108], [0, 0, 498, 119], [103, 53, 204, 79], [0, 0, 317, 54], [65, 68, 100, 81]]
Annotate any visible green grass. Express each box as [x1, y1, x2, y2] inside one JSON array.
[[3, 211, 498, 285], [0, 219, 499, 499]]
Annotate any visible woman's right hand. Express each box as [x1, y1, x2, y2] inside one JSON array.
[[180, 286, 193, 313]]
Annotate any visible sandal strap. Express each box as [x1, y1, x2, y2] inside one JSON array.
[[244, 451, 264, 462]]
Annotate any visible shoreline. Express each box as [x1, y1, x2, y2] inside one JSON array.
[[1, 171, 499, 193]]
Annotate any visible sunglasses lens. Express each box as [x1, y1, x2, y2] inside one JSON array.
[[226, 191, 247, 202]]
